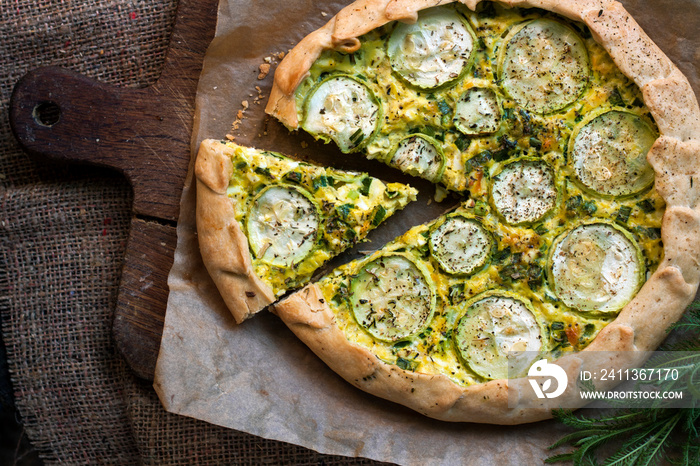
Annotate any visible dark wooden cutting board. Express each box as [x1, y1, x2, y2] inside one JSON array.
[[9, 0, 219, 380]]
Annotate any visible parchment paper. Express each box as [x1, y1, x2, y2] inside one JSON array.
[[153, 1, 700, 464]]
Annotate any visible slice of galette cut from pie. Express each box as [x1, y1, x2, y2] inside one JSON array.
[[195, 139, 418, 323]]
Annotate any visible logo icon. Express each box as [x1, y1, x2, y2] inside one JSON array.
[[528, 359, 568, 399]]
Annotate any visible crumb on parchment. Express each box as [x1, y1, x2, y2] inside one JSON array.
[[258, 63, 271, 79], [229, 51, 285, 137], [253, 86, 265, 105], [229, 100, 249, 135]]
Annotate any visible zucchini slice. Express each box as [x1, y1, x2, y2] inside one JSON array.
[[387, 6, 476, 89], [454, 87, 501, 135], [389, 134, 445, 182], [454, 291, 543, 380], [548, 222, 645, 313], [499, 19, 589, 114], [570, 110, 657, 197], [490, 158, 558, 225], [246, 184, 320, 267], [302, 75, 380, 153], [350, 253, 435, 342], [429, 214, 493, 275]]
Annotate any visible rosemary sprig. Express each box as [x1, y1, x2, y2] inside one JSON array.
[[547, 301, 700, 465]]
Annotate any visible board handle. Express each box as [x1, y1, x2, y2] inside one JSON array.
[[8, 0, 218, 381], [10, 66, 191, 221]]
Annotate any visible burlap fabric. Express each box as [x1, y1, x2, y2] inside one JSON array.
[[0, 1, 383, 463]]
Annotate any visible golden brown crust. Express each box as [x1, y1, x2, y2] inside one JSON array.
[[269, 0, 700, 423], [648, 137, 700, 209], [642, 70, 700, 142], [499, 0, 612, 21], [275, 285, 651, 424], [195, 139, 276, 324], [582, 2, 674, 86]]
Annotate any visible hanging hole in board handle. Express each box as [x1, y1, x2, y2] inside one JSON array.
[[32, 101, 61, 127]]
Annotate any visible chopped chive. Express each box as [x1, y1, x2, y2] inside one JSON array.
[[254, 166, 272, 178], [422, 126, 436, 138], [616, 205, 632, 223], [312, 175, 329, 191], [345, 228, 357, 241], [396, 357, 417, 371], [371, 205, 386, 226], [359, 176, 372, 196], [636, 199, 655, 213], [437, 99, 451, 115], [455, 136, 469, 152], [493, 246, 511, 264], [534, 224, 548, 236], [336, 203, 353, 221], [634, 226, 661, 239], [284, 171, 302, 183], [565, 195, 582, 212], [349, 128, 364, 145], [581, 200, 598, 215]]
